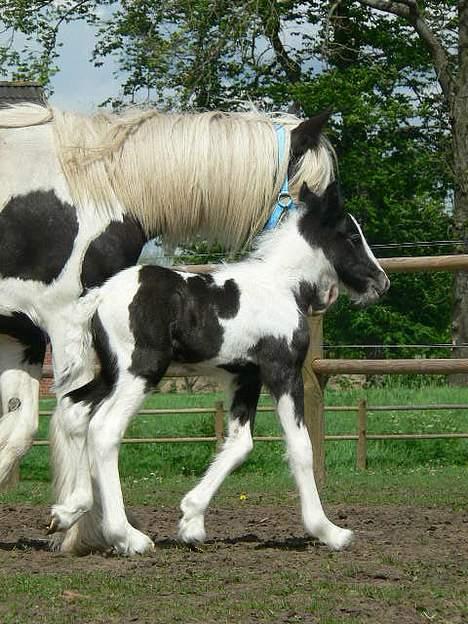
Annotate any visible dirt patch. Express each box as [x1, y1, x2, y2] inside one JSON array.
[[0, 503, 466, 623]]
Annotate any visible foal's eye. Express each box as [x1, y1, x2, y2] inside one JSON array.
[[349, 233, 361, 244]]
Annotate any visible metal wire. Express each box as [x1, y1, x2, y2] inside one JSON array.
[[323, 344, 468, 349]]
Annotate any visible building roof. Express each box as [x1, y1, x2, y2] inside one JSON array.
[[0, 81, 47, 106]]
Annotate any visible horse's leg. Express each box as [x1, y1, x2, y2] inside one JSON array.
[[48, 328, 97, 552], [87, 374, 154, 555], [178, 370, 261, 543], [47, 396, 94, 534], [274, 373, 353, 550], [0, 331, 45, 489]]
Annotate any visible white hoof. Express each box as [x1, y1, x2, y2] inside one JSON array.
[[178, 514, 206, 544], [110, 526, 155, 556], [324, 526, 354, 551], [306, 520, 354, 551]]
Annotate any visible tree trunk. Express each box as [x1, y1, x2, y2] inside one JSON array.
[[449, 1, 468, 385]]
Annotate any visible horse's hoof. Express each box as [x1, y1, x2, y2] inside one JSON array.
[[46, 518, 59, 535]]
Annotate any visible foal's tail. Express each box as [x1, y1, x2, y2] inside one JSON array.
[[54, 289, 102, 396]]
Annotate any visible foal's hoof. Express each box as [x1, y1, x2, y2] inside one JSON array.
[[324, 527, 354, 551], [178, 515, 207, 544], [46, 518, 60, 535]]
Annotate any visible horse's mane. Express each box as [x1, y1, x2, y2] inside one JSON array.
[[1, 103, 335, 248]]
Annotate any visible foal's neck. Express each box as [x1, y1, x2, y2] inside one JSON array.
[[216, 213, 332, 292]]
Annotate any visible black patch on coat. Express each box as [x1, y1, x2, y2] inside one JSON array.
[[0, 190, 78, 284], [298, 182, 382, 294], [81, 217, 147, 289], [67, 314, 118, 410], [0, 313, 46, 365], [249, 320, 309, 424], [294, 281, 326, 314], [127, 266, 241, 389], [221, 363, 261, 428]]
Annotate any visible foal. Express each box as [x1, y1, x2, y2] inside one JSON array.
[[50, 181, 389, 555]]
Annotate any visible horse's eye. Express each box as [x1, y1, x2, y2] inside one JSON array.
[[349, 233, 361, 244]]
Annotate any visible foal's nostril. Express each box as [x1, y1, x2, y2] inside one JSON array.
[[377, 273, 390, 295]]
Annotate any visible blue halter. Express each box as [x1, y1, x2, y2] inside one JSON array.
[[263, 124, 296, 230]]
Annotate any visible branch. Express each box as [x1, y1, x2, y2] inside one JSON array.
[[260, 2, 302, 83], [358, 0, 455, 108]]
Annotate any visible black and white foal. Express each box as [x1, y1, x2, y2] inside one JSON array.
[[51, 181, 389, 555]]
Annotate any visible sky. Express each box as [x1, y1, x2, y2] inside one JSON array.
[[49, 19, 121, 112]]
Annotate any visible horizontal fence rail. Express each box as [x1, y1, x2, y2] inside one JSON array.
[[32, 401, 468, 472]]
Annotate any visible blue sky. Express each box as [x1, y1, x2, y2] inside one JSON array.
[[49, 19, 121, 112]]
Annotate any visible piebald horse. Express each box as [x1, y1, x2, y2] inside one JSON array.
[[0, 103, 335, 551]]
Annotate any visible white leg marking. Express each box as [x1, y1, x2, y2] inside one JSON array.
[[179, 417, 253, 544], [277, 394, 354, 550], [49, 398, 94, 533], [87, 376, 154, 555]]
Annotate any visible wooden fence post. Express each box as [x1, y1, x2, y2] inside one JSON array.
[[302, 314, 326, 488], [356, 399, 368, 470], [214, 401, 225, 450]]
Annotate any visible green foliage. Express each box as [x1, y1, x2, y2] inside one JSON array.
[[0, 1, 459, 352]]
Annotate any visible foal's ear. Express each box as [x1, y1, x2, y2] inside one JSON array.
[[321, 180, 344, 226], [290, 110, 332, 158]]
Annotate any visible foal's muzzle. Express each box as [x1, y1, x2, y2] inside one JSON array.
[[351, 271, 390, 308]]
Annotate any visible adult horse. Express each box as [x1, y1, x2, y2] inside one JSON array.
[[0, 102, 334, 548]]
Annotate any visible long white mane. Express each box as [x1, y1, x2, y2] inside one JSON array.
[[0, 104, 335, 248]]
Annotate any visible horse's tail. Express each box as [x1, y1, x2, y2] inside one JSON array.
[[54, 289, 102, 396]]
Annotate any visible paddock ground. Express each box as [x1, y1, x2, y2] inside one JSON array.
[[0, 499, 466, 623]]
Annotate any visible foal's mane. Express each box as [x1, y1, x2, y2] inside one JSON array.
[[2, 104, 336, 248]]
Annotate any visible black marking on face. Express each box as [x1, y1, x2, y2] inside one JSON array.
[[0, 190, 78, 284], [67, 314, 118, 410], [0, 313, 46, 365], [298, 182, 383, 295], [81, 217, 147, 290]]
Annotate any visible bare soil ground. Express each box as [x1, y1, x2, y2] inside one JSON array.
[[0, 503, 466, 623]]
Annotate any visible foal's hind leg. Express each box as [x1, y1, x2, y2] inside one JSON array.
[[87, 374, 154, 555], [179, 370, 261, 543], [0, 332, 45, 488]]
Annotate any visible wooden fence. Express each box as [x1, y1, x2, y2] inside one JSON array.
[[33, 400, 468, 474]]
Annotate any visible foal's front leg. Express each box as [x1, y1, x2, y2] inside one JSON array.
[[179, 371, 261, 543], [275, 374, 353, 550]]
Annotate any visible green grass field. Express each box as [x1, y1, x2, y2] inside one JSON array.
[[22, 381, 468, 484], [0, 383, 466, 624]]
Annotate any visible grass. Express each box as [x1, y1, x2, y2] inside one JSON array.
[[0, 382, 467, 624]]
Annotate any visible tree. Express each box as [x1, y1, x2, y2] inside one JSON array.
[[345, 0, 467, 382], [0, 1, 461, 373]]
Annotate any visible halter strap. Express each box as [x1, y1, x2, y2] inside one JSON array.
[[263, 124, 296, 231]]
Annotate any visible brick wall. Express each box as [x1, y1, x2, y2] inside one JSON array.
[[40, 346, 54, 397]]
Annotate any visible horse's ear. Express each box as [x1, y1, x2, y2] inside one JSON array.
[[290, 110, 332, 158], [299, 181, 320, 208]]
